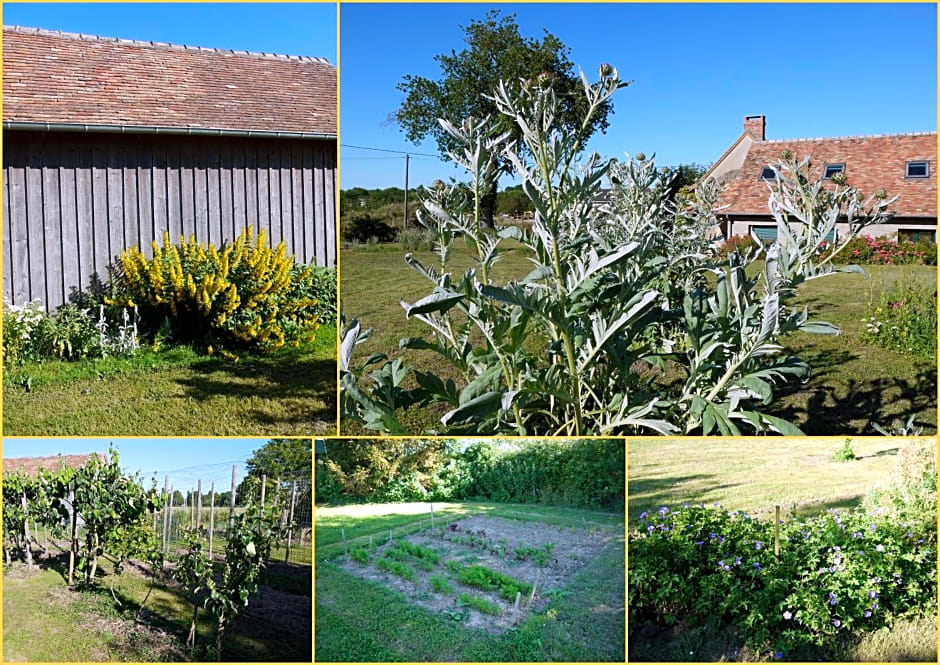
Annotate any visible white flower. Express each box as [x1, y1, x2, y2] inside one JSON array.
[[246, 542, 256, 556]]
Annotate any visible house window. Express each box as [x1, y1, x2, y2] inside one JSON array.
[[906, 161, 929, 178], [822, 163, 845, 179], [750, 225, 778, 243], [759, 166, 776, 181], [898, 228, 937, 243]]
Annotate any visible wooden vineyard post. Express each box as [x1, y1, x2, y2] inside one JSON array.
[[527, 568, 540, 607], [190, 489, 195, 529], [209, 482, 216, 558], [68, 487, 78, 585], [196, 479, 203, 539], [228, 465, 237, 535], [21, 492, 33, 570], [513, 591, 521, 613], [285, 480, 297, 563], [342, 527, 348, 560], [774, 505, 781, 560], [430, 503, 434, 529], [163, 483, 172, 561], [260, 474, 267, 508]]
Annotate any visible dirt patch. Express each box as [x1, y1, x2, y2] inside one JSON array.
[[336, 515, 611, 634], [80, 611, 188, 662]]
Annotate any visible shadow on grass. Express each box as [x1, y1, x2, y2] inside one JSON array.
[[627, 474, 752, 519], [179, 350, 336, 429], [772, 353, 937, 434]]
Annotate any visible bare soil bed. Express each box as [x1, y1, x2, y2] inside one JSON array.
[[336, 515, 611, 633]]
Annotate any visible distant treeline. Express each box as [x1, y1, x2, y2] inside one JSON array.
[[316, 439, 624, 511]]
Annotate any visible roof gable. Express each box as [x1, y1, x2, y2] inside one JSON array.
[[3, 453, 103, 477], [2, 26, 336, 136], [718, 132, 937, 218]]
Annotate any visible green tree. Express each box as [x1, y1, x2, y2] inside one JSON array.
[[237, 438, 312, 504], [395, 10, 619, 227]]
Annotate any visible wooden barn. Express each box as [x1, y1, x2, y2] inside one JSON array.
[[2, 26, 337, 310]]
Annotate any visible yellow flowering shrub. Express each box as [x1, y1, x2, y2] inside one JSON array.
[[117, 228, 319, 353]]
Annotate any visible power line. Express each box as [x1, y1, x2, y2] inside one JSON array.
[[341, 143, 440, 158]]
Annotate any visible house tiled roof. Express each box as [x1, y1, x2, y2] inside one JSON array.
[[718, 132, 937, 218], [2, 26, 336, 136], [3, 453, 103, 477]]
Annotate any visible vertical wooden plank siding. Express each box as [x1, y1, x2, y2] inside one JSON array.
[[3, 131, 335, 310]]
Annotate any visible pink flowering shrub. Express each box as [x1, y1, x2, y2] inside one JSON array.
[[715, 234, 759, 259], [823, 235, 937, 266]]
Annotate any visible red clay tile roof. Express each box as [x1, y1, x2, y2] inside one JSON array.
[[4, 453, 103, 477], [2, 26, 336, 136], [718, 132, 937, 218]]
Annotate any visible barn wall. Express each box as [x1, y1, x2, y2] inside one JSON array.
[[3, 130, 336, 309]]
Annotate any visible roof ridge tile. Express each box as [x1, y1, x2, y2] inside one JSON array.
[[3, 24, 333, 65]]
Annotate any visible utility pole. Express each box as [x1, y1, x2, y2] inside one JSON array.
[[402, 154, 410, 233]]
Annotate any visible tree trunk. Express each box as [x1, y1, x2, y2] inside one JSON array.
[[216, 615, 225, 661], [68, 489, 77, 585], [186, 599, 199, 648], [481, 181, 498, 229], [86, 532, 99, 585]]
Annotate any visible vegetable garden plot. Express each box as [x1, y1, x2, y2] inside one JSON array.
[[334, 515, 611, 632]]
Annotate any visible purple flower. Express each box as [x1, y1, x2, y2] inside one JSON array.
[[755, 541, 763, 550], [868, 591, 877, 599], [864, 610, 872, 618], [783, 611, 792, 620], [734, 557, 742, 565], [833, 546, 840, 552], [709, 532, 716, 539], [753, 563, 762, 569], [722, 565, 731, 571], [639, 512, 648, 520], [876, 544, 884, 552], [695, 540, 703, 546], [829, 592, 837, 605], [775, 652, 783, 660], [682, 502, 689, 508], [873, 603, 879, 611], [833, 619, 841, 628], [828, 567, 836, 573], [869, 524, 876, 531]]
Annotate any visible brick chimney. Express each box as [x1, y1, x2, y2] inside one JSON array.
[[743, 114, 766, 140]]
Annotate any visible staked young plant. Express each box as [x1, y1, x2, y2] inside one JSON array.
[[342, 65, 895, 436], [176, 532, 213, 649]]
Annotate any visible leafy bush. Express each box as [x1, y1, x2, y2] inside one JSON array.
[[394, 540, 441, 564], [459, 592, 502, 615], [342, 66, 896, 435], [116, 228, 320, 353], [715, 234, 759, 259], [629, 501, 936, 660], [33, 304, 101, 360], [454, 563, 532, 601], [831, 438, 856, 462], [3, 300, 46, 365], [316, 438, 624, 510], [430, 574, 454, 594], [376, 556, 417, 581], [829, 235, 937, 266], [398, 227, 437, 252], [302, 266, 337, 324], [864, 439, 937, 525], [342, 210, 399, 244], [350, 547, 370, 564], [861, 279, 936, 360]]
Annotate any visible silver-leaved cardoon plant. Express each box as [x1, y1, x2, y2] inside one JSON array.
[[341, 66, 895, 435]]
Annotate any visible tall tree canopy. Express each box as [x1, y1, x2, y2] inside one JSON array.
[[395, 10, 618, 225], [237, 439, 312, 503]]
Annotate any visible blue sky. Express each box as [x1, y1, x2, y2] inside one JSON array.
[[3, 3, 337, 62], [341, 2, 937, 190], [2, 438, 279, 491]]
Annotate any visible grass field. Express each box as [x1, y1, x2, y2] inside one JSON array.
[[3, 323, 337, 435], [627, 437, 927, 521], [315, 501, 625, 662], [3, 548, 311, 662], [340, 243, 936, 434]]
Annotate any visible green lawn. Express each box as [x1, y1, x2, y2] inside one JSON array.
[[3, 551, 311, 662], [3, 323, 337, 435], [341, 243, 936, 434], [315, 501, 625, 662], [627, 436, 928, 522]]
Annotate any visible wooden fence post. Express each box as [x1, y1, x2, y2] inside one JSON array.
[[68, 487, 78, 585], [196, 479, 203, 539], [260, 474, 267, 508], [209, 482, 215, 558], [190, 489, 196, 529], [430, 503, 434, 528], [228, 465, 237, 535], [285, 480, 297, 563], [21, 492, 33, 569], [162, 483, 172, 560]]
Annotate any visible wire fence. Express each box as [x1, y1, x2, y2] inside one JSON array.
[[154, 467, 311, 566]]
